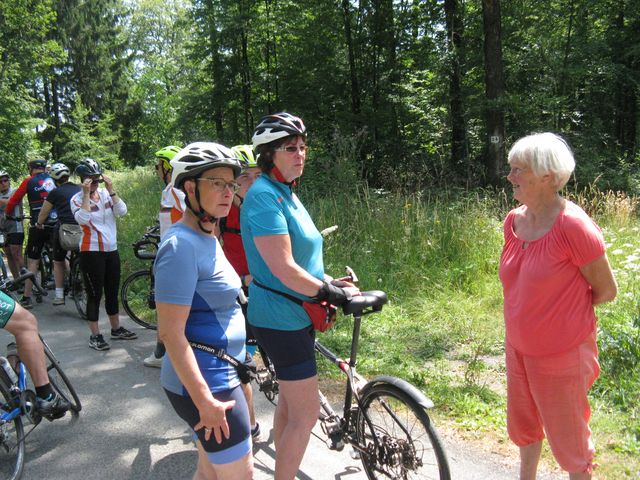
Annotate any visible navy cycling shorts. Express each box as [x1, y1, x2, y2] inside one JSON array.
[[164, 385, 251, 464], [251, 324, 317, 381]]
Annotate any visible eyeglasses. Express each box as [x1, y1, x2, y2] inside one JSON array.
[[197, 177, 240, 193], [274, 145, 308, 154]]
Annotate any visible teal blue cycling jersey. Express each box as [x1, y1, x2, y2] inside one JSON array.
[[240, 174, 324, 331]]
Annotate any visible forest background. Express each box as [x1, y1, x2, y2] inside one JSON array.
[[1, 0, 639, 477]]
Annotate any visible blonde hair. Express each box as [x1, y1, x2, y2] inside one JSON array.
[[508, 132, 575, 190]]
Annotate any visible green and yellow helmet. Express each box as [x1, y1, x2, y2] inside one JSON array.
[[231, 145, 257, 170], [154, 145, 181, 172]]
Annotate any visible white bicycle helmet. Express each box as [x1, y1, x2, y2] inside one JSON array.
[[49, 162, 71, 180], [252, 113, 306, 148], [0, 170, 9, 178], [171, 142, 242, 188]]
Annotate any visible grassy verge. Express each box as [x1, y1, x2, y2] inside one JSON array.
[[112, 168, 640, 478]]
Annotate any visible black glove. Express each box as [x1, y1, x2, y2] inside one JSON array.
[[314, 281, 352, 306]]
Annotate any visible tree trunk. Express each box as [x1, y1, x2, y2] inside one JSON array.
[[556, 0, 575, 129], [613, 4, 637, 160], [444, 0, 468, 181], [481, 0, 505, 186], [341, 0, 361, 117], [239, 0, 253, 137]]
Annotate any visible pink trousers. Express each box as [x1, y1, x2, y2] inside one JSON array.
[[506, 332, 599, 474]]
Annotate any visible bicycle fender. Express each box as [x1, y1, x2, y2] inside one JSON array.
[[361, 375, 435, 410]]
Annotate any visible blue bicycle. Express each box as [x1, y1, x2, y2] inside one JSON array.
[[0, 271, 81, 480]]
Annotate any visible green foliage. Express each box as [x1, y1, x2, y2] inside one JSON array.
[[57, 99, 121, 170]]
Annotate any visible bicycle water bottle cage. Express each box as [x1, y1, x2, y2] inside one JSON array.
[[341, 290, 388, 316]]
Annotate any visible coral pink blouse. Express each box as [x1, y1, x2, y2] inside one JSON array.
[[499, 201, 605, 356]]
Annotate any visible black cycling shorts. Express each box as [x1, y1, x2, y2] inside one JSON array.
[[26, 226, 52, 260], [51, 226, 68, 262], [164, 385, 251, 464], [4, 232, 24, 246], [250, 324, 317, 381]]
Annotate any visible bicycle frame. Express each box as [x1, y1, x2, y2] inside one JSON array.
[[0, 362, 30, 425], [314, 293, 385, 451]]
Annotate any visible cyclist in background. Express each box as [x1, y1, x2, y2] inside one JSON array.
[[70, 158, 136, 351], [36, 163, 81, 306], [0, 170, 25, 280], [5, 160, 57, 309], [143, 145, 185, 368], [219, 144, 262, 440], [0, 291, 70, 418]]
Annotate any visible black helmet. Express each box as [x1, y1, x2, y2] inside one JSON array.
[[252, 113, 306, 148], [28, 159, 47, 170], [75, 158, 102, 178]]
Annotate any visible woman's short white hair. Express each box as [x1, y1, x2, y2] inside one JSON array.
[[508, 132, 575, 190]]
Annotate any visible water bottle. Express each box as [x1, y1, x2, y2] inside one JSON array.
[[0, 356, 18, 387]]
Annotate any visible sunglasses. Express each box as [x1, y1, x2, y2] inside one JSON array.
[[89, 177, 104, 185], [196, 177, 240, 193], [0, 178, 9, 184], [274, 145, 308, 154]]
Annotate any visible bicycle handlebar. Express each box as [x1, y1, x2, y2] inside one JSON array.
[[6, 270, 48, 297], [133, 240, 157, 260]]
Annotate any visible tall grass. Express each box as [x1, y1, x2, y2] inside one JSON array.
[[113, 167, 640, 478]]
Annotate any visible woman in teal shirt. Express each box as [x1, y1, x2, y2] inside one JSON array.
[[241, 113, 359, 479]]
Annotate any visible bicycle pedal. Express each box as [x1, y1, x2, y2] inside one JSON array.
[[43, 411, 67, 422]]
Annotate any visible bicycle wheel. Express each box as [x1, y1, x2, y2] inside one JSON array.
[[41, 337, 82, 413], [39, 245, 54, 290], [70, 257, 87, 320], [0, 382, 25, 480], [121, 269, 157, 329], [356, 382, 450, 480]]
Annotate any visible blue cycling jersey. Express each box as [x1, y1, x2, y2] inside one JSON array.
[[155, 223, 246, 395]]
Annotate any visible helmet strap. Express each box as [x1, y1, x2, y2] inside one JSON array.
[[184, 179, 216, 234]]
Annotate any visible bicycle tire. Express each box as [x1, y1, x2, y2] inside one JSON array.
[[39, 245, 54, 291], [70, 257, 87, 320], [121, 270, 157, 330], [41, 338, 82, 413], [356, 382, 450, 480], [0, 382, 25, 480]]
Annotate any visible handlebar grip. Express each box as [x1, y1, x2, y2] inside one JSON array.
[[133, 240, 158, 260]]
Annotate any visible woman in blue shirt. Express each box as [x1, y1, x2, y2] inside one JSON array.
[[241, 113, 359, 479], [155, 142, 252, 479]]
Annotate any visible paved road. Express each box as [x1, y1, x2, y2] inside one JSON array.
[[1, 297, 563, 479]]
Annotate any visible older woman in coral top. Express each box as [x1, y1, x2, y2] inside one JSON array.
[[499, 133, 617, 480]]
